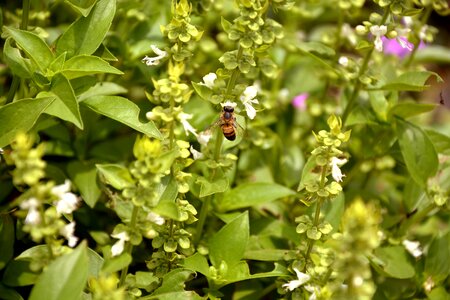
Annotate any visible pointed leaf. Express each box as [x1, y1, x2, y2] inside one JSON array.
[[209, 212, 249, 268], [29, 243, 89, 300], [3, 38, 33, 78], [64, 0, 97, 17], [0, 97, 55, 148], [56, 0, 116, 57], [67, 161, 101, 207], [396, 118, 438, 187], [44, 73, 83, 129], [81, 95, 162, 139], [96, 163, 135, 190], [0, 214, 15, 270], [219, 182, 295, 212], [61, 55, 123, 79], [373, 246, 415, 279], [3, 26, 54, 71], [389, 102, 437, 119], [425, 232, 450, 283], [372, 71, 442, 91]]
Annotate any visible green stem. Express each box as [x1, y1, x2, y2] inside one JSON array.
[[118, 205, 139, 287], [194, 129, 223, 246], [6, 0, 30, 104], [225, 46, 244, 99], [397, 202, 435, 237], [342, 9, 390, 125], [403, 6, 432, 68]]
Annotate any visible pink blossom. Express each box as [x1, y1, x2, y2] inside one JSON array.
[[292, 93, 308, 111], [382, 36, 425, 58]]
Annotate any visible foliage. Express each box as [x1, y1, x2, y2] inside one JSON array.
[[1, 0, 450, 299]]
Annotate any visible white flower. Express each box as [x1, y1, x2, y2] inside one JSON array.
[[330, 157, 348, 182], [338, 56, 349, 67], [402, 239, 423, 258], [178, 112, 198, 137], [60, 222, 78, 248], [200, 73, 217, 88], [240, 86, 259, 120], [190, 145, 204, 160], [111, 231, 130, 257], [220, 101, 237, 108], [20, 197, 41, 225], [147, 211, 165, 225], [52, 180, 79, 214], [142, 45, 167, 66], [197, 131, 212, 146], [370, 25, 387, 52], [282, 268, 311, 291], [342, 23, 357, 45], [304, 285, 319, 300]]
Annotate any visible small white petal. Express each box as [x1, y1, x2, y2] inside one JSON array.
[[179, 113, 198, 137], [403, 240, 423, 258], [221, 101, 237, 108], [142, 45, 167, 66], [147, 211, 165, 225], [150, 45, 167, 56], [242, 86, 258, 101], [201, 73, 217, 88], [25, 207, 41, 225], [330, 157, 348, 182], [190, 145, 204, 160], [244, 102, 257, 120], [56, 192, 79, 214], [111, 239, 126, 256], [338, 56, 349, 67], [61, 222, 78, 248], [197, 131, 212, 146], [51, 180, 71, 197], [282, 268, 311, 291]]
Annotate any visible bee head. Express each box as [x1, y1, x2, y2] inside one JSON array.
[[223, 106, 234, 113]]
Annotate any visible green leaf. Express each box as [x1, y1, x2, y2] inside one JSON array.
[[0, 214, 14, 270], [218, 182, 295, 212], [81, 95, 162, 139], [2, 259, 38, 286], [96, 163, 135, 190], [0, 283, 23, 300], [61, 55, 123, 79], [396, 118, 438, 187], [3, 26, 54, 71], [191, 81, 213, 102], [244, 249, 290, 261], [101, 253, 132, 274], [3, 38, 33, 78], [425, 129, 450, 155], [297, 155, 319, 192], [64, 0, 97, 17], [56, 0, 116, 58], [0, 97, 55, 148], [152, 269, 195, 296], [414, 45, 450, 64], [323, 192, 344, 232], [373, 246, 415, 279], [221, 17, 232, 33], [78, 82, 127, 101], [43, 73, 83, 129], [181, 252, 210, 276], [209, 212, 249, 268], [197, 176, 229, 198], [425, 232, 450, 283], [29, 243, 89, 300], [67, 161, 101, 208], [389, 102, 437, 119], [368, 91, 388, 121], [371, 71, 442, 91], [298, 41, 335, 58], [428, 286, 450, 300]]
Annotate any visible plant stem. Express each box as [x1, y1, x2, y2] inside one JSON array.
[[6, 0, 31, 104], [194, 129, 223, 246], [397, 202, 435, 237], [403, 6, 432, 68], [225, 46, 244, 99], [342, 9, 390, 125], [119, 205, 139, 287]]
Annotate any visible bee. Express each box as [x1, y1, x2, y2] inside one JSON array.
[[220, 104, 237, 141]]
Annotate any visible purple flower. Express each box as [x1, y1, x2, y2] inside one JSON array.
[[292, 93, 308, 111], [382, 36, 425, 58]]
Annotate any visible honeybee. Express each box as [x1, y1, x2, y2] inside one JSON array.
[[219, 104, 237, 141]]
